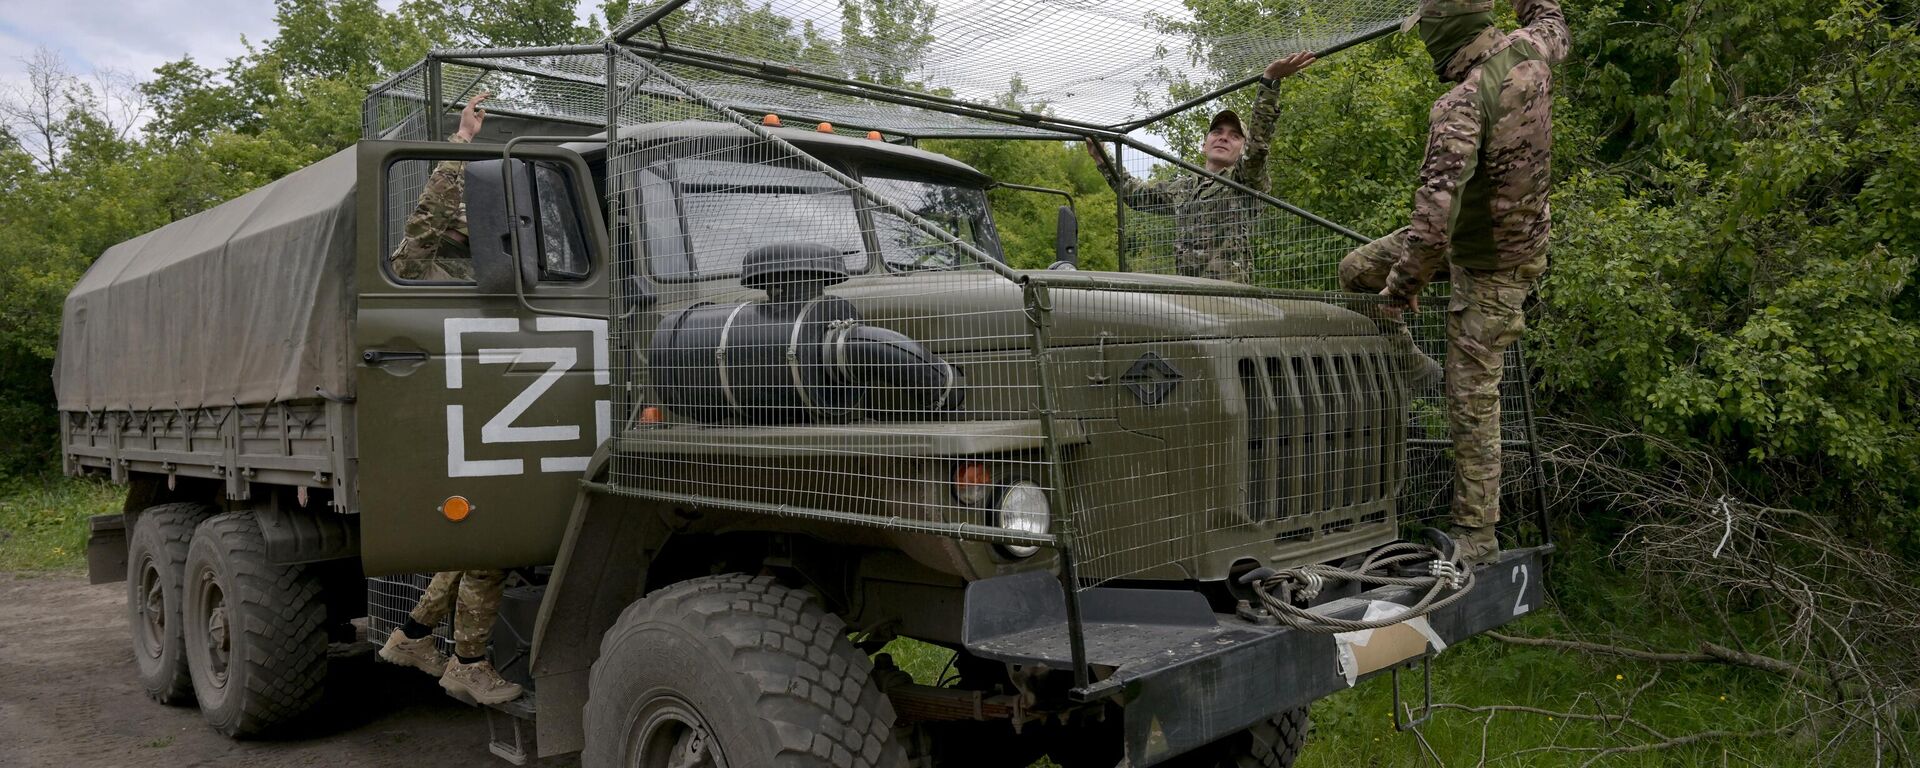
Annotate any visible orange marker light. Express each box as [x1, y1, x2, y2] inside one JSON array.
[[953, 462, 993, 505], [816, 121, 834, 133], [639, 406, 665, 424], [866, 130, 883, 141], [441, 495, 472, 522], [762, 114, 782, 127]]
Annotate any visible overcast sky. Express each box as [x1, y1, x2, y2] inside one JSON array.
[[0, 0, 282, 90]]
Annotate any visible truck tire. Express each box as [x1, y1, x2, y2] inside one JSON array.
[[180, 512, 329, 737], [126, 502, 215, 704], [583, 573, 906, 768], [1165, 708, 1309, 768]]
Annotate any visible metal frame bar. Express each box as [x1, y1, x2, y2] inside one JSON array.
[[627, 45, 1082, 141], [583, 482, 1060, 548], [1022, 281, 1091, 689], [426, 58, 444, 141], [1114, 20, 1407, 133], [610, 0, 697, 44]]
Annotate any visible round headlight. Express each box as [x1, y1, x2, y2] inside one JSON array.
[[996, 481, 1051, 558]]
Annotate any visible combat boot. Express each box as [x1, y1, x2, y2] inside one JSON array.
[[377, 630, 446, 677], [441, 658, 523, 705], [1449, 525, 1499, 569]]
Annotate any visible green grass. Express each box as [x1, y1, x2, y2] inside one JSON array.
[[0, 475, 123, 571]]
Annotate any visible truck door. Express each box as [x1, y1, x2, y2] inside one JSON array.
[[353, 140, 611, 575]]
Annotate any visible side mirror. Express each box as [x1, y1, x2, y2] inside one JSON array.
[[464, 159, 538, 295], [1052, 205, 1079, 268]]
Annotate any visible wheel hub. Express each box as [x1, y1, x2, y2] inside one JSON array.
[[630, 695, 725, 768], [137, 559, 165, 659], [199, 577, 231, 687]]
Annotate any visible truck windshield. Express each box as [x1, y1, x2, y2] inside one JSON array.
[[643, 158, 868, 282], [861, 173, 1004, 271]]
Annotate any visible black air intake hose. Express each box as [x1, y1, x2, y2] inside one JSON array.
[[824, 324, 965, 413], [647, 242, 964, 424]]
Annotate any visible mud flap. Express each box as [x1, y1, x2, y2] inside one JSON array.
[[86, 514, 127, 585], [960, 546, 1549, 767]]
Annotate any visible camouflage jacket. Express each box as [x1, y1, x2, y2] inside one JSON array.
[[390, 134, 475, 282], [1386, 0, 1569, 300], [1101, 80, 1286, 283]]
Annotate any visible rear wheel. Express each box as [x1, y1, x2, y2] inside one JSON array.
[[181, 513, 329, 737], [583, 573, 906, 768], [126, 502, 215, 704]]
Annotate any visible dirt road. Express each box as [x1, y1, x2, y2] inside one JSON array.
[[0, 572, 562, 768]]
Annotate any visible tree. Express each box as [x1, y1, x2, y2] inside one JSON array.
[[840, 0, 937, 87]]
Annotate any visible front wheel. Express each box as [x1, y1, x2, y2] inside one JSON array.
[[583, 573, 906, 768]]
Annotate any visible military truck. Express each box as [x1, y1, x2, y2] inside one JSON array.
[[62, 20, 1550, 768]]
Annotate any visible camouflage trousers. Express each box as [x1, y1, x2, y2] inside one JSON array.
[[409, 569, 504, 659], [1340, 229, 1546, 529]]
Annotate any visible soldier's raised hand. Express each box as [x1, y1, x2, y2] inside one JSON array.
[[454, 91, 491, 142], [1264, 52, 1316, 81], [1084, 139, 1111, 168]]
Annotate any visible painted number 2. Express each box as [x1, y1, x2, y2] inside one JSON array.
[[1511, 564, 1531, 616]]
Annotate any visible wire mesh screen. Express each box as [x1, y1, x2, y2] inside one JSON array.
[[365, 65, 430, 140], [1035, 285, 1413, 583], [611, 0, 1418, 130], [1107, 142, 1544, 544], [365, 574, 454, 655], [604, 56, 1057, 549]]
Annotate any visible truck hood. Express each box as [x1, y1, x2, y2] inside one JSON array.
[[825, 270, 1377, 353]]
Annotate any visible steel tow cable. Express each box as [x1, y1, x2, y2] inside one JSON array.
[[1249, 540, 1476, 634]]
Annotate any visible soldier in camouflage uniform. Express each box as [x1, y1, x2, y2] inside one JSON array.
[[1088, 52, 1317, 282], [376, 93, 523, 705], [1340, 0, 1567, 566], [388, 92, 488, 282]]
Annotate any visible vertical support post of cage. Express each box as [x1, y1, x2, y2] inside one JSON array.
[[426, 56, 444, 142], [1113, 142, 1128, 274], [1021, 279, 1091, 690], [604, 43, 620, 151], [361, 93, 377, 141], [1512, 339, 1552, 546]]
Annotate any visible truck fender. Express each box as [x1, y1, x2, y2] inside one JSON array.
[[528, 441, 673, 758], [253, 492, 360, 565], [90, 474, 223, 584]]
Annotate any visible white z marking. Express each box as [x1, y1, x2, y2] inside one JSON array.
[[442, 318, 612, 478], [476, 347, 580, 444]]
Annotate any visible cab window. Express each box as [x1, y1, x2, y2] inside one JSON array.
[[383, 157, 593, 285], [861, 172, 1003, 271], [638, 157, 868, 282]]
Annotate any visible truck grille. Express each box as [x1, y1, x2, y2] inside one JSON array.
[[1239, 348, 1407, 527]]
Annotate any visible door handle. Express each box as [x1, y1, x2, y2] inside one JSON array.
[[362, 349, 430, 366]]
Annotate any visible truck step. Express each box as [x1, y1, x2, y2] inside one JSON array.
[[484, 691, 537, 766]]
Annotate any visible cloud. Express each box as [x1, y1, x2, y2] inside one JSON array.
[[0, 0, 278, 87]]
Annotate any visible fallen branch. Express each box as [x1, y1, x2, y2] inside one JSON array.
[[1487, 631, 1826, 690]]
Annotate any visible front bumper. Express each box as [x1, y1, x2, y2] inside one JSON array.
[[961, 545, 1550, 766]]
